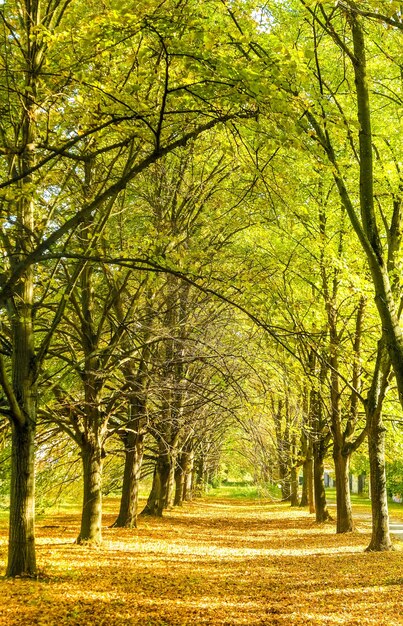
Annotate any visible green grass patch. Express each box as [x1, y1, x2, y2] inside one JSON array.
[[205, 482, 282, 500]]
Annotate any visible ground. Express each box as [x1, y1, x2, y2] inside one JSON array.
[[0, 492, 402, 625]]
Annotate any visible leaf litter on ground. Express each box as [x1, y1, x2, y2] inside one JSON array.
[[0, 496, 402, 625]]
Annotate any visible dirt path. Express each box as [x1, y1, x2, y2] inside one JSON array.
[[0, 497, 402, 625]]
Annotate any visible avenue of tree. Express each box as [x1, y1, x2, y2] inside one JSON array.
[[0, 0, 402, 577]]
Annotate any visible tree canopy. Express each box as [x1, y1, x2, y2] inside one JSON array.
[[0, 0, 402, 578]]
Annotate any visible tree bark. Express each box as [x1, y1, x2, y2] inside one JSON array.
[[365, 340, 392, 551], [183, 449, 194, 501], [299, 458, 309, 507], [6, 421, 36, 577], [299, 387, 313, 510], [333, 446, 353, 533], [307, 455, 315, 514], [5, 262, 37, 577], [195, 451, 209, 494], [174, 453, 186, 506], [300, 453, 313, 511], [165, 445, 178, 508], [313, 445, 331, 523], [113, 432, 144, 528], [366, 417, 392, 551], [290, 465, 299, 507], [77, 440, 104, 544], [5, 155, 37, 577], [274, 398, 292, 502], [140, 452, 171, 517], [311, 362, 331, 523]]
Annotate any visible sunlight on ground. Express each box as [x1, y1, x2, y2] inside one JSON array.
[[0, 498, 402, 625]]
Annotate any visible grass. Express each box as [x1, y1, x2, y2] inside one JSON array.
[[0, 487, 402, 625], [324, 488, 403, 518], [208, 485, 403, 517], [205, 483, 268, 500]]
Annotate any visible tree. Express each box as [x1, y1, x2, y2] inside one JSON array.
[[292, 0, 399, 548], [0, 0, 259, 574], [0, 0, 78, 578]]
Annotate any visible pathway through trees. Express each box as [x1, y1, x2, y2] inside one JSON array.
[[0, 497, 402, 625]]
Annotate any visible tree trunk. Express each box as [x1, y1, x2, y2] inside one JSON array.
[[290, 465, 299, 507], [195, 454, 209, 495], [299, 458, 309, 507], [174, 453, 186, 506], [307, 455, 315, 514], [3, 0, 42, 578], [6, 288, 37, 576], [77, 440, 104, 544], [165, 446, 178, 508], [333, 447, 353, 533], [183, 449, 194, 501], [366, 417, 392, 551], [280, 474, 291, 502], [313, 446, 331, 523], [113, 432, 144, 528], [140, 454, 171, 517], [6, 421, 36, 577], [364, 342, 393, 551], [4, 256, 38, 578], [140, 466, 160, 516], [300, 454, 314, 511]]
